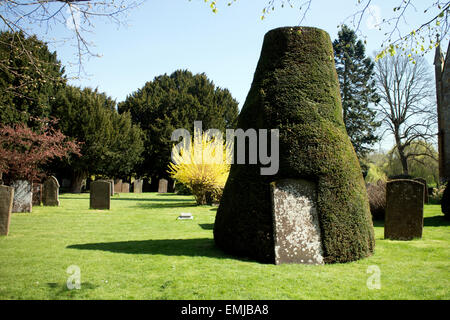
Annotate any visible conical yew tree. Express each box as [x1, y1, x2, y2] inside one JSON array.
[[213, 27, 375, 264]]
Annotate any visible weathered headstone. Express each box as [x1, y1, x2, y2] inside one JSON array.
[[113, 179, 122, 194], [158, 179, 168, 193], [271, 179, 324, 265], [133, 179, 143, 193], [0, 185, 14, 235], [90, 181, 111, 210], [11, 180, 32, 213], [385, 179, 424, 240], [43, 176, 60, 206], [121, 183, 130, 193], [32, 183, 42, 206]]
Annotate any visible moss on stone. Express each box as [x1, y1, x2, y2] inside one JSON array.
[[213, 27, 375, 263]]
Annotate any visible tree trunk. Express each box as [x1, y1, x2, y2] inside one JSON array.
[[71, 170, 87, 193]]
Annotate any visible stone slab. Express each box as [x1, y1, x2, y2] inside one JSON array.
[[43, 176, 60, 206], [385, 179, 424, 240], [271, 179, 324, 265], [133, 179, 143, 193], [0, 185, 14, 235], [90, 181, 111, 210], [158, 179, 168, 193], [11, 180, 32, 213]]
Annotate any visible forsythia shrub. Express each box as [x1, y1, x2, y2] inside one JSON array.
[[168, 131, 231, 205]]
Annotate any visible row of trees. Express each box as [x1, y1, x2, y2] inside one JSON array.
[[333, 26, 438, 178], [0, 31, 239, 192], [0, 23, 440, 191]]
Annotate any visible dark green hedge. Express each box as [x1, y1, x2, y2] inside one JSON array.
[[213, 27, 375, 264]]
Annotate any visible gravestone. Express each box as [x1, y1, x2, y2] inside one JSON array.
[[0, 185, 14, 235], [43, 176, 60, 206], [271, 179, 324, 265], [11, 180, 32, 213], [113, 179, 122, 194], [413, 178, 429, 204], [158, 179, 168, 193], [108, 179, 114, 196], [385, 179, 424, 240], [98, 180, 114, 197], [121, 183, 130, 193], [133, 179, 143, 193], [90, 181, 110, 210], [32, 183, 42, 206]]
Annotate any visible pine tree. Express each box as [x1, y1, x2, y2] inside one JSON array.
[[333, 25, 380, 159]]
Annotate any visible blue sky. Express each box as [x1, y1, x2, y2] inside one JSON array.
[[35, 1, 439, 104], [30, 0, 444, 150]]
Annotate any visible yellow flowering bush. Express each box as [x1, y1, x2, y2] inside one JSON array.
[[168, 131, 232, 205]]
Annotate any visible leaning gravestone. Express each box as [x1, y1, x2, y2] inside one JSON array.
[[11, 180, 32, 213], [271, 179, 324, 265], [90, 181, 110, 210], [133, 179, 143, 193], [43, 176, 60, 206], [213, 27, 374, 264], [32, 183, 42, 206], [385, 179, 424, 240], [0, 185, 14, 235], [158, 179, 168, 193], [113, 179, 122, 194]]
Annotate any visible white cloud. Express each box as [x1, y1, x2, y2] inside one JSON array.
[[366, 4, 382, 30]]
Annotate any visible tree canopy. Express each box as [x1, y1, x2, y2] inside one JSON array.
[[0, 31, 65, 127], [118, 70, 239, 183], [50, 85, 144, 191]]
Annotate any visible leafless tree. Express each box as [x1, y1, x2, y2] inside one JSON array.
[[0, 0, 144, 78], [374, 53, 437, 175], [233, 0, 450, 58]]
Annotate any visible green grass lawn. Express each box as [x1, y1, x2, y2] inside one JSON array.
[[0, 192, 448, 300]]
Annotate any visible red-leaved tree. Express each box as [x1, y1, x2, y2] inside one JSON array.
[[0, 118, 81, 184]]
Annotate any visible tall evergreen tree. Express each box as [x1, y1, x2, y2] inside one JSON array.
[[118, 70, 239, 188], [50, 86, 144, 192], [0, 31, 65, 127], [333, 25, 380, 159]]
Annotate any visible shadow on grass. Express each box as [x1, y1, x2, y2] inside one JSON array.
[[372, 215, 449, 228], [372, 220, 384, 228], [134, 202, 197, 209], [46, 282, 99, 298], [111, 197, 194, 202], [67, 238, 247, 261], [199, 223, 214, 230], [424, 215, 450, 227]]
